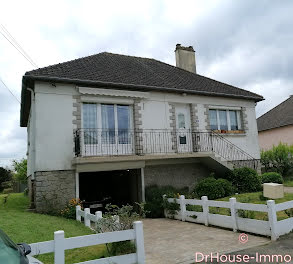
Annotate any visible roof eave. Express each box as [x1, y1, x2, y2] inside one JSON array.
[[20, 75, 264, 127]]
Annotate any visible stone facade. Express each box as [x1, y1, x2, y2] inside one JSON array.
[[240, 107, 249, 131], [34, 170, 75, 212], [72, 95, 81, 129], [169, 103, 178, 152], [144, 162, 210, 191], [133, 99, 143, 154]]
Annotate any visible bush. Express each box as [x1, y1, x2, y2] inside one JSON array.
[[145, 185, 187, 218], [217, 179, 235, 197], [230, 167, 261, 193], [261, 172, 283, 184], [60, 198, 82, 219], [194, 177, 233, 200], [261, 143, 293, 176]]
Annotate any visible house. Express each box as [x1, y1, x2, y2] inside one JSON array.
[[257, 95, 293, 150], [20, 44, 263, 212]]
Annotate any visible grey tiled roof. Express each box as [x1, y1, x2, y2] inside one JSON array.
[[25, 52, 263, 101], [257, 95, 293, 132]]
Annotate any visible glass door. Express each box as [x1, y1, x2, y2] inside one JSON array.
[[175, 105, 192, 153], [82, 103, 133, 156]]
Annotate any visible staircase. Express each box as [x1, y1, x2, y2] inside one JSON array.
[[194, 131, 260, 171]]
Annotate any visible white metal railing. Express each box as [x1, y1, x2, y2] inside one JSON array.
[[164, 195, 293, 241]]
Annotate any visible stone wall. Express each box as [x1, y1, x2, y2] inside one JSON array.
[[35, 170, 75, 212], [144, 162, 210, 191]]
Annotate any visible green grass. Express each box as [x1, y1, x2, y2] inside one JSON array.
[[0, 193, 106, 264], [185, 192, 293, 221], [284, 180, 293, 187]]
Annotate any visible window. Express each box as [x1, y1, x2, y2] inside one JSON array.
[[82, 103, 132, 144], [178, 113, 186, 129], [209, 109, 242, 131], [83, 103, 98, 144]]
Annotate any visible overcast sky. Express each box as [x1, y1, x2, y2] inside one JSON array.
[[0, 0, 292, 167]]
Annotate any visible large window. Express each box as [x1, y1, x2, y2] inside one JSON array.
[[82, 103, 132, 144], [209, 109, 242, 131]]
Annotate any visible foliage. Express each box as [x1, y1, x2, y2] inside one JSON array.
[[95, 204, 145, 256], [216, 178, 235, 197], [259, 194, 269, 201], [0, 193, 106, 264], [194, 177, 234, 200], [0, 167, 12, 192], [162, 197, 180, 218], [60, 198, 83, 219], [145, 185, 188, 218], [285, 208, 293, 218], [230, 167, 262, 193], [261, 172, 283, 184], [12, 159, 27, 184], [261, 143, 293, 176]]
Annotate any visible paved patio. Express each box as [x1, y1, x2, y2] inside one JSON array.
[[143, 218, 270, 264]]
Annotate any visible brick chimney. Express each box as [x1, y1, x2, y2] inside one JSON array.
[[175, 44, 196, 73]]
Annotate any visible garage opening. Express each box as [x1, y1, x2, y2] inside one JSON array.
[[79, 169, 141, 210]]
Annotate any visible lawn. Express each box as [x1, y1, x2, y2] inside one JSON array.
[[185, 192, 293, 221], [0, 193, 107, 264], [284, 180, 293, 187]]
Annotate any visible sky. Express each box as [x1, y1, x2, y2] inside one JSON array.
[[0, 0, 292, 167]]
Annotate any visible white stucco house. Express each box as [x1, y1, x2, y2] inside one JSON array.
[[21, 44, 263, 212]]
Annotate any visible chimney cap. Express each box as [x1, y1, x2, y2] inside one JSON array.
[[175, 44, 195, 52]]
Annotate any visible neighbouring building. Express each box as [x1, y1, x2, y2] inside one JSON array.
[[257, 95, 293, 150], [20, 44, 263, 212]]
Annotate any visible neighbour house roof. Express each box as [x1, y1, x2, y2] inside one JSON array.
[[257, 95, 293, 132], [20, 52, 263, 127]]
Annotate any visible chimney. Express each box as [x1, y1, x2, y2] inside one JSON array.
[[175, 44, 196, 73]]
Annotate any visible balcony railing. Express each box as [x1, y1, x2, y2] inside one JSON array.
[[74, 129, 259, 170]]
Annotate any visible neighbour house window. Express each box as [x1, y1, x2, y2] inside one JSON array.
[[208, 109, 242, 131], [82, 103, 132, 144]]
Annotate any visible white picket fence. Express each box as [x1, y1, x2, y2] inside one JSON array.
[[28, 207, 145, 264], [164, 195, 293, 241]]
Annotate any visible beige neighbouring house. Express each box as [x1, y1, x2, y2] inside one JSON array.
[[20, 44, 263, 212], [257, 95, 293, 150]]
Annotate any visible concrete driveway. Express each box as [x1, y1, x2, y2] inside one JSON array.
[[143, 218, 270, 264]]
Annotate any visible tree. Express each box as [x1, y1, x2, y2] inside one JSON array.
[[261, 143, 293, 176], [0, 167, 12, 192], [12, 159, 27, 184]]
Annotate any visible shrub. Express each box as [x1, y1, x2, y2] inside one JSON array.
[[217, 178, 235, 197], [261, 172, 283, 184], [230, 167, 261, 193], [60, 198, 82, 219], [145, 185, 187, 218], [95, 204, 143, 257], [194, 177, 233, 200], [261, 143, 293, 176]]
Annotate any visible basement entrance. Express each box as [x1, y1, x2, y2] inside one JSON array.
[[79, 169, 141, 210]]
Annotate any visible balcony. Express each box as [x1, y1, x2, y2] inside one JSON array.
[[74, 129, 259, 170]]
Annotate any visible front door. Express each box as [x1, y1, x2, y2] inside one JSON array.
[[175, 105, 192, 153]]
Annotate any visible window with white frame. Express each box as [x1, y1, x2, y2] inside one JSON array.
[[82, 103, 132, 144], [209, 109, 242, 131]]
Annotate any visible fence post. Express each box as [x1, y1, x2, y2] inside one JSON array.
[[54, 231, 65, 264], [95, 211, 102, 230], [76, 205, 81, 222], [267, 200, 278, 241], [229, 197, 237, 232], [201, 196, 209, 226], [84, 208, 91, 228], [179, 195, 186, 221], [133, 221, 145, 264], [162, 194, 167, 217]]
